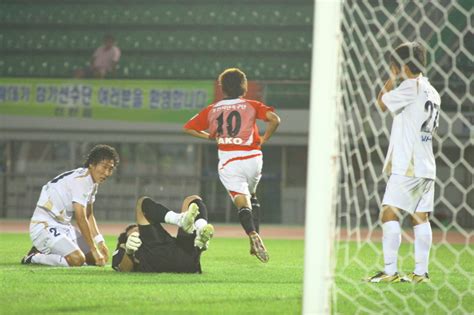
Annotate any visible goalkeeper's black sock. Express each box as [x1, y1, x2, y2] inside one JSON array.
[[190, 198, 208, 221], [238, 207, 256, 235], [141, 197, 172, 224], [250, 196, 260, 234]]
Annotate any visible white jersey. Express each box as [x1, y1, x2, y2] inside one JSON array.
[[31, 168, 98, 225], [382, 75, 441, 179], [93, 45, 121, 73]]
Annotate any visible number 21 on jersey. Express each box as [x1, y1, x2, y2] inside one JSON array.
[[421, 101, 440, 134]]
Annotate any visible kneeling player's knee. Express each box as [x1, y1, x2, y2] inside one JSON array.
[[65, 251, 85, 267]]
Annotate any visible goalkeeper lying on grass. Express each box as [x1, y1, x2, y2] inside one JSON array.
[[112, 195, 214, 273]]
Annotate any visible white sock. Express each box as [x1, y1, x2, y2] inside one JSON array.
[[195, 218, 208, 231], [414, 221, 432, 275], [382, 221, 401, 276], [31, 253, 69, 267], [164, 211, 182, 225]]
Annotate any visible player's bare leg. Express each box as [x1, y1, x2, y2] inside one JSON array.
[[22, 237, 85, 267], [65, 250, 86, 266], [180, 195, 202, 213], [234, 193, 269, 263], [411, 212, 429, 225], [136, 196, 151, 225], [380, 205, 402, 223], [367, 206, 403, 282], [23, 249, 84, 267]]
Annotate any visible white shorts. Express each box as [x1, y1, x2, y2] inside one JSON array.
[[218, 150, 263, 198], [382, 174, 435, 214], [29, 219, 90, 257]]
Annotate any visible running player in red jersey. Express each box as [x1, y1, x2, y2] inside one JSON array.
[[183, 68, 281, 263]]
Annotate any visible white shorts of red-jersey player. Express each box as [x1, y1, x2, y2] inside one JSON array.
[[218, 150, 263, 200]]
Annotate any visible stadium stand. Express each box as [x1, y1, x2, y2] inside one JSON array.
[[1, 0, 470, 81], [0, 1, 312, 80]]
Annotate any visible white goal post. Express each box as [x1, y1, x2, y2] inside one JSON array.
[[303, 0, 342, 314]]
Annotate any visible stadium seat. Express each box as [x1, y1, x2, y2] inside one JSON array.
[[0, 53, 311, 80], [1, 28, 312, 53], [1, 3, 313, 26]]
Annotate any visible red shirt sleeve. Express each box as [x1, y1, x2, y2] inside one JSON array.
[[250, 100, 275, 121], [184, 106, 212, 131]]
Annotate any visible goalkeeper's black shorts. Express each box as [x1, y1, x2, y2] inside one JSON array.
[[133, 224, 202, 273]]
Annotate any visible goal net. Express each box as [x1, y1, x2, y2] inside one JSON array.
[[334, 0, 472, 313]]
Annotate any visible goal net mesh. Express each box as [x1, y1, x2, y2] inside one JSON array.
[[334, 0, 473, 313]]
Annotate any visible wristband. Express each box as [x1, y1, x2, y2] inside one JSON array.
[[94, 234, 105, 244]]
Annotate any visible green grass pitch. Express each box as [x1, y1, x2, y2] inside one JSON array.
[[0, 233, 472, 314], [333, 241, 473, 314]]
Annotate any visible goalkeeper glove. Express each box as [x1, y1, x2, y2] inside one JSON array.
[[125, 232, 142, 255]]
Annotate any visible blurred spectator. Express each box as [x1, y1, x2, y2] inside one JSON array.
[[74, 34, 121, 79]]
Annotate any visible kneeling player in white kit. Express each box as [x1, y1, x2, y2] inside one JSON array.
[[367, 42, 441, 283], [184, 68, 280, 263], [21, 144, 120, 267]]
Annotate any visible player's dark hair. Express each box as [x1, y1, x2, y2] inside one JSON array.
[[390, 41, 426, 75], [218, 68, 248, 98], [125, 224, 138, 233], [103, 34, 115, 42], [117, 224, 138, 244], [83, 144, 120, 168]]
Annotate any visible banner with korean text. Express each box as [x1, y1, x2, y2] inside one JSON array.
[[0, 78, 214, 122]]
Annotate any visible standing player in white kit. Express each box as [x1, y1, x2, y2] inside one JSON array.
[[21, 144, 120, 267], [183, 68, 281, 263], [367, 42, 441, 283]]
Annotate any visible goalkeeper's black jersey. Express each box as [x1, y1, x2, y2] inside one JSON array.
[[112, 224, 202, 273]]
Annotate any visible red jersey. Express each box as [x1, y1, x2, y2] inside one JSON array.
[[184, 98, 275, 151]]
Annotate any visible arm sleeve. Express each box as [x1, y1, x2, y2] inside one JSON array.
[[253, 101, 275, 121], [71, 178, 92, 208], [89, 185, 98, 204], [381, 80, 415, 113], [183, 107, 210, 131]]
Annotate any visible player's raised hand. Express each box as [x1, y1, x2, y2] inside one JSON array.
[[125, 232, 142, 255], [92, 249, 106, 267], [389, 63, 400, 79], [98, 242, 109, 262]]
